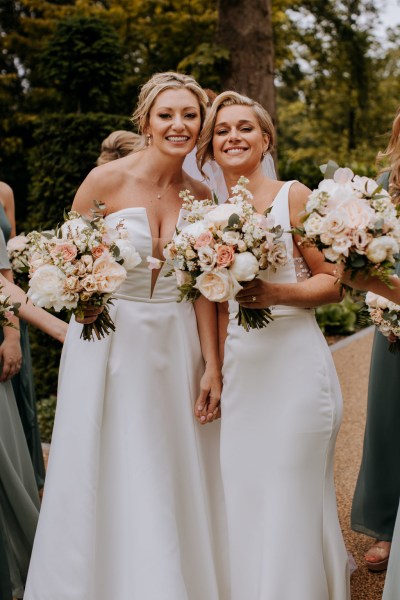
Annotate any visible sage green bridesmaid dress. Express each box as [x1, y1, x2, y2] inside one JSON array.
[[0, 202, 46, 489], [351, 172, 400, 542], [0, 229, 40, 598]]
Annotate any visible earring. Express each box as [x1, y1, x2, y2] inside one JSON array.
[[146, 134, 152, 146], [262, 148, 268, 158]]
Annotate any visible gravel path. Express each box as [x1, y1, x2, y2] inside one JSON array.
[[332, 326, 387, 599]]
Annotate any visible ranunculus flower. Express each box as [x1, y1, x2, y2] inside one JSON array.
[[229, 251, 259, 282], [115, 239, 141, 270], [198, 246, 217, 271], [194, 268, 242, 302], [92, 254, 127, 293], [194, 231, 214, 249], [205, 203, 243, 229], [216, 244, 235, 268], [366, 236, 399, 264]]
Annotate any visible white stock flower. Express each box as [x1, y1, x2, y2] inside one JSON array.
[[366, 236, 399, 264], [61, 217, 88, 240], [229, 251, 259, 282], [194, 268, 242, 302], [115, 239, 141, 270]]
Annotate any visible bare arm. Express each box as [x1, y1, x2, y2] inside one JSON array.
[[0, 274, 67, 343], [339, 266, 400, 304], [237, 182, 343, 308], [193, 295, 221, 424]]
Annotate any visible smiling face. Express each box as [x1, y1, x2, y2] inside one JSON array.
[[146, 88, 202, 157], [212, 104, 269, 175]]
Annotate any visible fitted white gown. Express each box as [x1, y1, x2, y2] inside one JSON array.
[[25, 208, 228, 600], [220, 182, 350, 600]]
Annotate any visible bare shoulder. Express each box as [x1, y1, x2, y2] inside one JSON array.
[[73, 162, 127, 215], [287, 181, 311, 227], [0, 181, 14, 205]]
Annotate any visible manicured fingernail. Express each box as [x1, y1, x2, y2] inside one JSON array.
[[197, 405, 204, 411]]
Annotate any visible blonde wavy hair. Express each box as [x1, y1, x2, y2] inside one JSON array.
[[131, 71, 208, 151], [96, 130, 142, 165], [196, 91, 275, 173], [377, 106, 400, 202]]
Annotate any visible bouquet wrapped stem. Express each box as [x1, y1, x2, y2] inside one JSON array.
[[236, 305, 273, 331]]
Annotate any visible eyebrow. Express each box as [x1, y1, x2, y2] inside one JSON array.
[[155, 106, 200, 111], [214, 119, 255, 127]]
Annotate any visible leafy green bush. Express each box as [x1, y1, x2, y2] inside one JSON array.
[[316, 294, 368, 335], [36, 395, 57, 443]]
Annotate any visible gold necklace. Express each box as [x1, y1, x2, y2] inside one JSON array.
[[155, 180, 175, 200]]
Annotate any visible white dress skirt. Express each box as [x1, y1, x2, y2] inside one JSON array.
[[24, 208, 229, 600], [220, 182, 350, 600]]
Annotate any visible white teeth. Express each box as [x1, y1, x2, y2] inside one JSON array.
[[167, 136, 188, 142], [226, 148, 245, 154]]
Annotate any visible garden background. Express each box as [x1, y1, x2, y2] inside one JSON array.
[[1, 0, 399, 435]]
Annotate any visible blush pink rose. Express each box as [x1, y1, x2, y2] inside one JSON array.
[[91, 244, 108, 259], [194, 231, 214, 249], [50, 240, 78, 262], [216, 244, 235, 268]]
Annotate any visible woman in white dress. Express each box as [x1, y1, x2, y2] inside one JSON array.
[[24, 72, 228, 600], [197, 91, 350, 600]]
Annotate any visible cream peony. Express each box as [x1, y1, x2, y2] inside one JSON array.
[[28, 264, 77, 311], [366, 236, 399, 264], [205, 204, 242, 229], [229, 251, 259, 282], [92, 254, 127, 293], [194, 268, 242, 302], [340, 198, 375, 230]]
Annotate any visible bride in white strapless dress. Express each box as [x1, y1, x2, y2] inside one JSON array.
[[196, 91, 350, 599], [25, 73, 228, 600]]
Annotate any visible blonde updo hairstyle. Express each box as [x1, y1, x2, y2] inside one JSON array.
[[197, 91, 276, 174], [96, 130, 142, 165], [377, 106, 400, 203], [131, 72, 208, 151]]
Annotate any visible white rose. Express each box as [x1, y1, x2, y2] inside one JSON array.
[[205, 204, 242, 229], [229, 251, 259, 282], [366, 236, 399, 264], [323, 210, 348, 236], [304, 213, 325, 237], [331, 236, 352, 257], [28, 264, 74, 311], [92, 254, 127, 293], [175, 269, 192, 287], [365, 292, 379, 308], [323, 247, 341, 263], [7, 235, 29, 253], [194, 268, 242, 302], [115, 239, 141, 270]]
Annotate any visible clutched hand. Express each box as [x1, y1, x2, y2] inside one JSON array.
[[75, 305, 104, 325], [0, 337, 22, 382], [194, 367, 222, 425], [235, 278, 277, 309]]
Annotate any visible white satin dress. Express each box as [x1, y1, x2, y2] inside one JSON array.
[[220, 182, 350, 600], [25, 208, 228, 600]]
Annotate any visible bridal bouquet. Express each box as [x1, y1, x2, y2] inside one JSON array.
[[7, 234, 32, 290], [161, 177, 287, 331], [0, 286, 20, 328], [365, 282, 400, 353], [27, 208, 141, 341], [298, 162, 400, 285]]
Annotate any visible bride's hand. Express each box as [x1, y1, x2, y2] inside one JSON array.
[[235, 279, 278, 309], [194, 366, 222, 425], [75, 305, 104, 325]]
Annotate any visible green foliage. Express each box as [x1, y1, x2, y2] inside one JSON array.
[[316, 294, 368, 335], [36, 394, 57, 443], [40, 17, 126, 113], [24, 113, 132, 231]]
